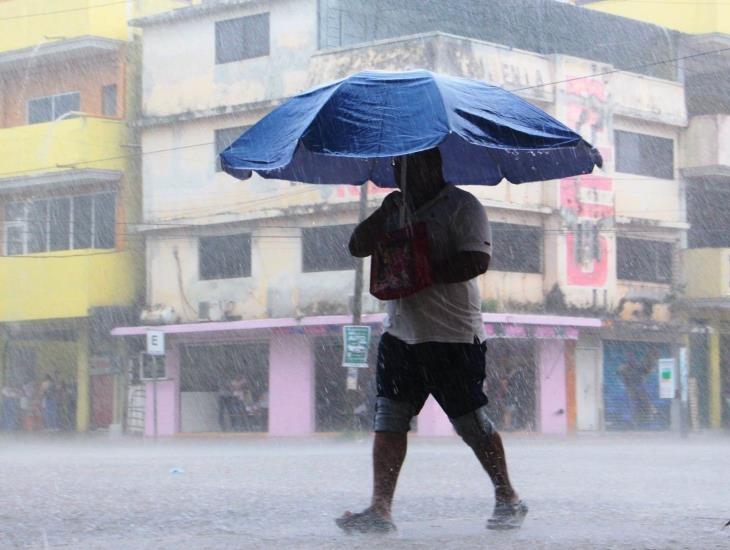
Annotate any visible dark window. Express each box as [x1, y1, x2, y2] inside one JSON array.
[[215, 126, 248, 171], [215, 13, 270, 64], [73, 195, 93, 249], [48, 197, 71, 251], [27, 200, 47, 253], [199, 233, 252, 280], [94, 193, 116, 249], [616, 237, 673, 283], [27, 92, 80, 124], [302, 224, 356, 273], [490, 223, 542, 273], [27, 97, 53, 124], [615, 130, 674, 180], [102, 84, 117, 116]]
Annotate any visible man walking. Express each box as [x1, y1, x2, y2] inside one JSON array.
[[336, 148, 527, 534]]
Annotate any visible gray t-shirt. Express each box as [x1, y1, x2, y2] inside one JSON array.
[[383, 185, 491, 344]]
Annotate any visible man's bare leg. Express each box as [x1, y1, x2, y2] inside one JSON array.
[[370, 431, 407, 518], [469, 429, 518, 504]]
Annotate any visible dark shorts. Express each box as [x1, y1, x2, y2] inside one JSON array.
[[376, 332, 488, 420]]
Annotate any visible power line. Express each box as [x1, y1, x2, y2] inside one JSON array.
[[0, 0, 130, 21]]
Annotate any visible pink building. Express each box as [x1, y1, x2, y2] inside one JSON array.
[[112, 313, 600, 437]]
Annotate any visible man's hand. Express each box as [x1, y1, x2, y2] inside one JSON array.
[[349, 191, 403, 258], [431, 251, 490, 284]]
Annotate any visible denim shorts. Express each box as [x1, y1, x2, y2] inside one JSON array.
[[376, 332, 489, 421]]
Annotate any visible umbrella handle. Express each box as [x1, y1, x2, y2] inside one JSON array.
[[399, 157, 409, 228]]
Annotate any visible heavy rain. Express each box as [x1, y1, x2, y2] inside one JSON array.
[[1, 1, 729, 548]]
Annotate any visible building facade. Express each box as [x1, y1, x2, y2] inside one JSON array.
[[586, 0, 730, 431], [108, 0, 693, 437], [0, 0, 193, 432]]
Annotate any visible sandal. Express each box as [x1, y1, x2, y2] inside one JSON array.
[[487, 499, 528, 530], [335, 509, 397, 534]]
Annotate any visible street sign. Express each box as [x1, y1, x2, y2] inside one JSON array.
[[658, 358, 676, 399], [146, 330, 165, 356], [342, 325, 371, 368]]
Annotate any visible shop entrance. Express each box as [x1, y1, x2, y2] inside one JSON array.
[[484, 339, 537, 432], [179, 341, 269, 432], [314, 336, 376, 432]]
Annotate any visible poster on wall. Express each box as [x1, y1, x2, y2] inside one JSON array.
[[658, 358, 676, 399]]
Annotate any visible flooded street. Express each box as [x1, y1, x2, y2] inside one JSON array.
[[1, 434, 728, 549]]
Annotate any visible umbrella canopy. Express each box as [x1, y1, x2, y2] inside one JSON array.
[[220, 70, 602, 187]]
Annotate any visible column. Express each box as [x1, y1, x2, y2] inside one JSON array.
[[144, 343, 180, 437], [709, 327, 722, 429], [539, 339, 567, 434], [268, 333, 315, 436], [76, 323, 90, 432]]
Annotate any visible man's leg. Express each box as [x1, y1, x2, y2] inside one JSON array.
[[451, 406, 527, 529], [336, 397, 414, 533], [370, 431, 407, 518]]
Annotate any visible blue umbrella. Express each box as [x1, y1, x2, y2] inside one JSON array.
[[220, 69, 602, 187]]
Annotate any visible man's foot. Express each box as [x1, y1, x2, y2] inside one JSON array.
[[487, 500, 528, 530], [335, 508, 396, 534]]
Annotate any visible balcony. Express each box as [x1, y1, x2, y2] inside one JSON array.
[[681, 115, 730, 180], [681, 248, 730, 301], [0, 250, 137, 322], [0, 0, 129, 54], [0, 117, 126, 182]]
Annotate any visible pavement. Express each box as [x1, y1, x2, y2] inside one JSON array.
[[0, 432, 728, 549]]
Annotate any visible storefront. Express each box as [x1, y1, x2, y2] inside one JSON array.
[[111, 313, 601, 437]]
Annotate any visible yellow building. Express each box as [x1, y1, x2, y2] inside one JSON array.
[[585, 0, 730, 430], [0, 0, 190, 432]]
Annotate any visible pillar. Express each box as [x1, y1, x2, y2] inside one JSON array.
[[539, 340, 567, 434], [268, 333, 314, 436], [144, 343, 180, 437], [76, 323, 90, 432], [709, 327, 722, 429]]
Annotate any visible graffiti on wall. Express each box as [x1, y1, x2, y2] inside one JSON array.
[[561, 74, 614, 287]]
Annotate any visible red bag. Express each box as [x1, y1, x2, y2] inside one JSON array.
[[369, 222, 433, 300]]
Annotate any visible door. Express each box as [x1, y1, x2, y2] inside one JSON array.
[[576, 348, 599, 431]]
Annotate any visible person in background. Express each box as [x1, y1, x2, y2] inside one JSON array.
[[1, 384, 21, 431], [40, 374, 59, 431]]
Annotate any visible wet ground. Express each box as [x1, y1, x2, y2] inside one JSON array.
[[0, 432, 728, 549]]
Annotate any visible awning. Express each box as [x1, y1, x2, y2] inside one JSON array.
[[111, 313, 601, 338]]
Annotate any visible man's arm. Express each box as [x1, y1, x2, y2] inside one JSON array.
[[431, 251, 490, 284], [349, 192, 402, 257]]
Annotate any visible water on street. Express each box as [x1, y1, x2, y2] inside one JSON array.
[[1, 434, 728, 549]]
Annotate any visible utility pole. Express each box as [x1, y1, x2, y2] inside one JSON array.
[[346, 183, 369, 400]]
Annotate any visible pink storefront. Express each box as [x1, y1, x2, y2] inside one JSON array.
[[111, 313, 600, 437]]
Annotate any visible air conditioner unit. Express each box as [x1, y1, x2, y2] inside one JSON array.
[[197, 300, 237, 322]]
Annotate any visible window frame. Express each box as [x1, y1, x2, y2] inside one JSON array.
[[198, 233, 253, 281], [101, 84, 118, 117], [614, 129, 675, 180], [214, 13, 270, 65], [489, 222, 543, 274], [26, 91, 81, 124], [2, 192, 116, 256], [616, 236, 673, 284], [301, 224, 357, 273]]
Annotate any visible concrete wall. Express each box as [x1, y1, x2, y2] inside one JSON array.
[[141, 0, 318, 118], [681, 115, 730, 172]]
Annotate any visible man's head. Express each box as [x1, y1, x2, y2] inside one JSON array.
[[393, 147, 445, 204]]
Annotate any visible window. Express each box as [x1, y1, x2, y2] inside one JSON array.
[[27, 92, 80, 124], [2, 193, 115, 255], [199, 233, 252, 280], [616, 237, 673, 283], [102, 84, 117, 116], [215, 13, 270, 64], [615, 130, 674, 180], [214, 126, 249, 171], [302, 225, 356, 273], [489, 223, 542, 273]]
